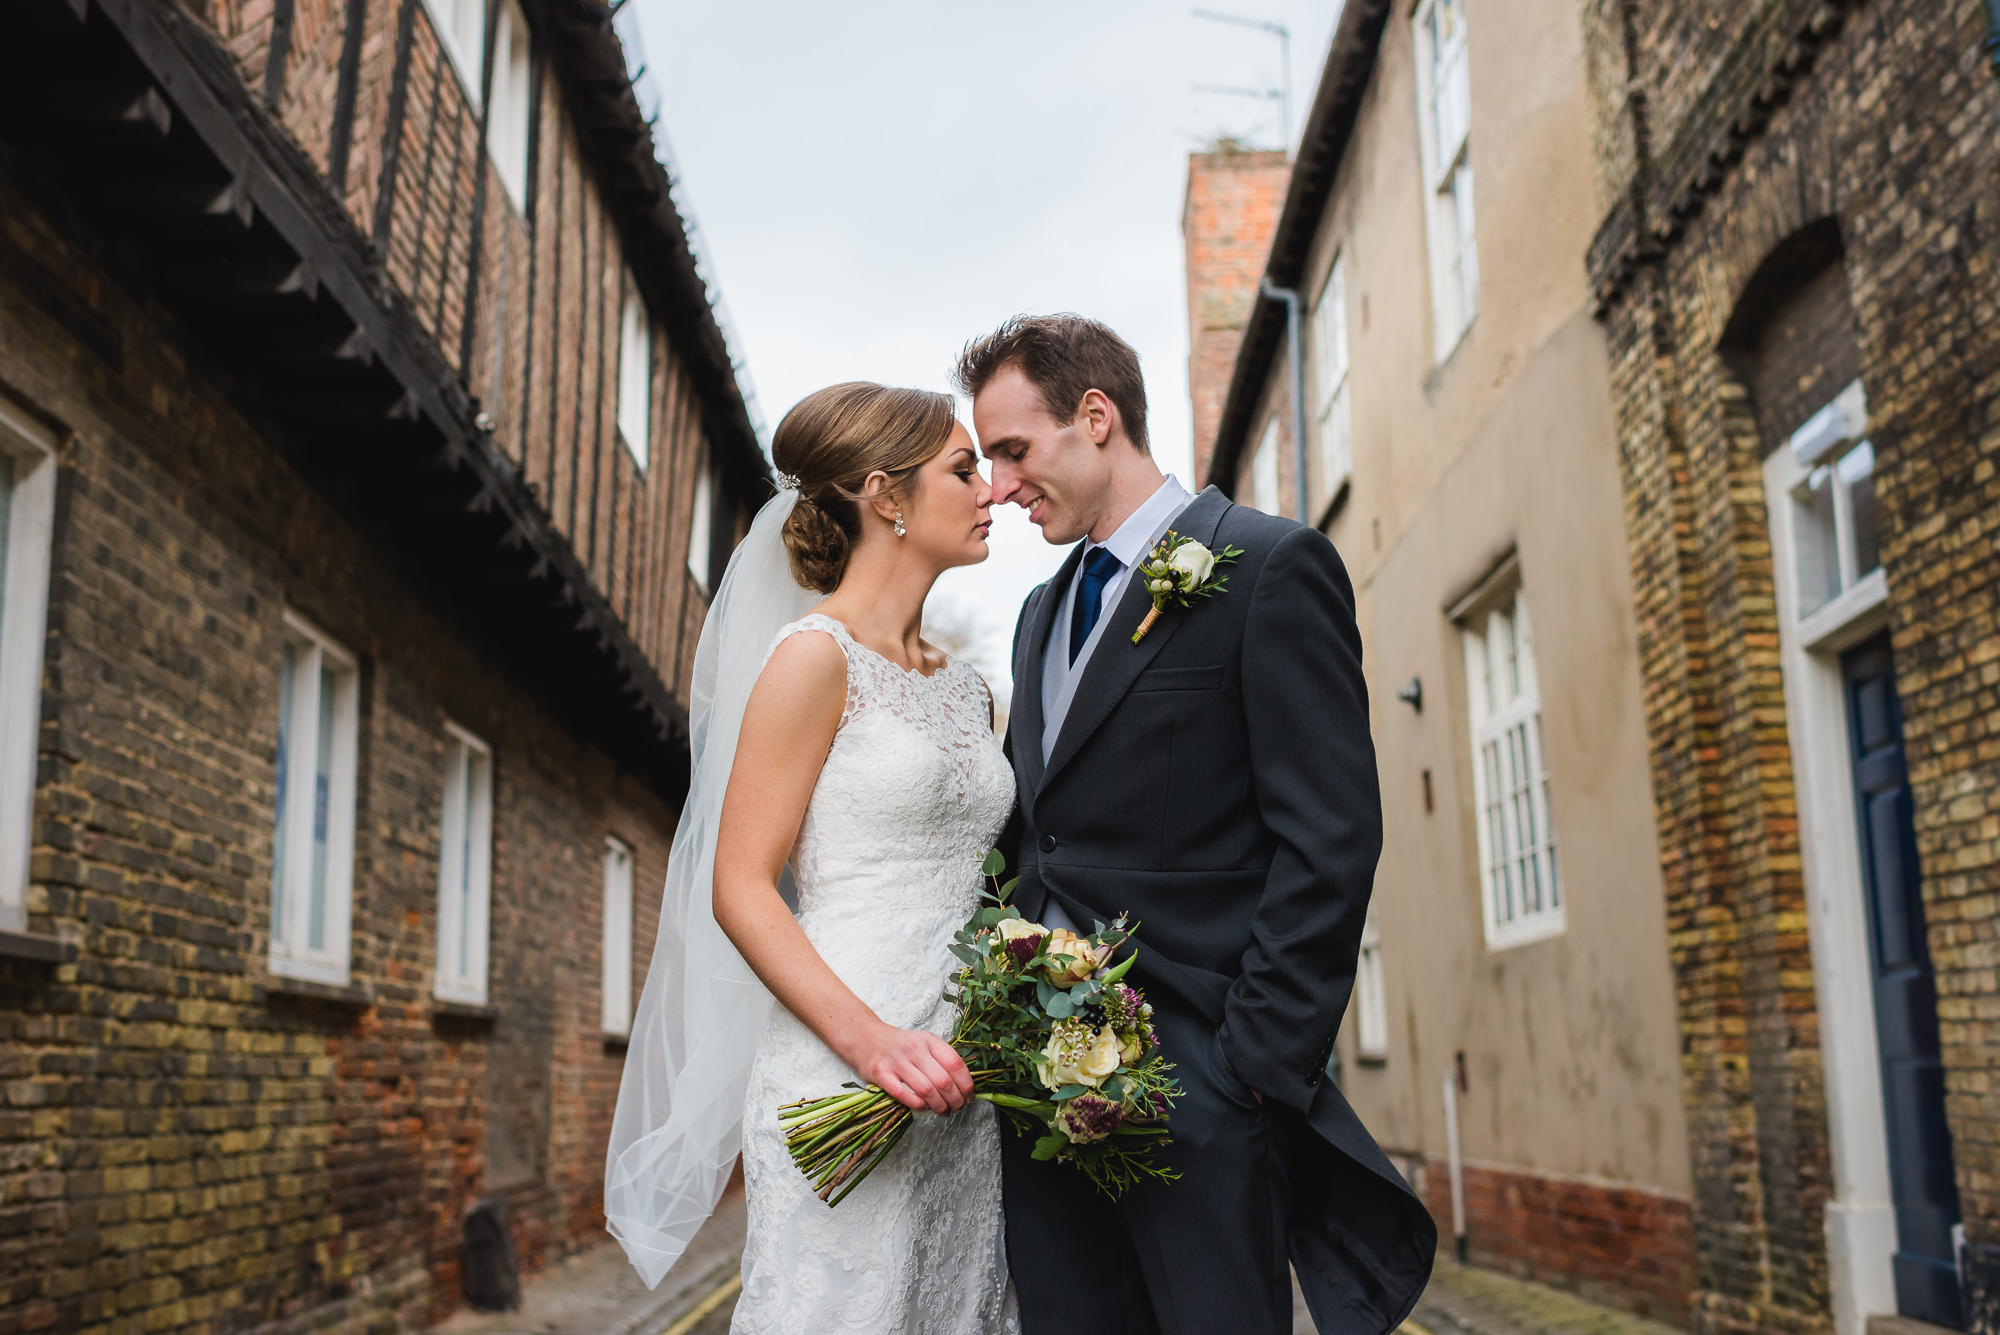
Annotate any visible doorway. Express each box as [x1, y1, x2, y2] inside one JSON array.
[[1843, 635, 1963, 1328]]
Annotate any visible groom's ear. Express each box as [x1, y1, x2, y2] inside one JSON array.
[[1078, 388, 1117, 447]]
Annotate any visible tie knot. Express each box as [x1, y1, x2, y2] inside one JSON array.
[[1082, 547, 1122, 582]]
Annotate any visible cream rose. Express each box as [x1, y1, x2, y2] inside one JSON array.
[[1082, 1025, 1123, 1081], [997, 917, 1044, 942], [1166, 540, 1216, 586], [1039, 1019, 1100, 1089], [1117, 1031, 1144, 1065], [1041, 928, 1108, 986]]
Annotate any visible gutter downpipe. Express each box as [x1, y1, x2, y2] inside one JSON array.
[[1261, 276, 1311, 525], [1986, 0, 2000, 86]]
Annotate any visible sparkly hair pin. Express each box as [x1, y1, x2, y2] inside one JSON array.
[[776, 470, 801, 492]]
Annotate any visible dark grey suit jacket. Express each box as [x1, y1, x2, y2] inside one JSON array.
[[1003, 485, 1436, 1330]]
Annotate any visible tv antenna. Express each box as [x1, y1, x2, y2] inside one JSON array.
[[1190, 8, 1292, 156]]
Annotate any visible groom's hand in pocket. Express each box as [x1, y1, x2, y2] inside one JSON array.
[[856, 1024, 974, 1115]]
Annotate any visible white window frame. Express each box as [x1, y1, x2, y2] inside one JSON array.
[[270, 611, 361, 986], [434, 721, 493, 1005], [1462, 588, 1563, 949], [1413, 0, 1478, 360], [1779, 380, 1881, 636], [1313, 255, 1352, 501], [617, 282, 652, 471], [1251, 417, 1281, 516], [601, 836, 634, 1036], [0, 397, 58, 935], [423, 0, 487, 110], [1354, 903, 1388, 1059], [486, 0, 533, 211], [1764, 382, 1899, 1335], [687, 455, 714, 591]]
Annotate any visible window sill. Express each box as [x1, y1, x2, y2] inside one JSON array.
[[1316, 476, 1352, 532], [0, 928, 78, 963], [434, 999, 499, 1024], [602, 1031, 631, 1052], [1483, 913, 1567, 952], [1355, 1052, 1389, 1069], [264, 975, 375, 1008]]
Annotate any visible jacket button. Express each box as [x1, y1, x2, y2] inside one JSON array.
[[1038, 834, 1057, 854], [1304, 1068, 1323, 1088]]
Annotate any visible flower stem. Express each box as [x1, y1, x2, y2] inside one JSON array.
[[1130, 605, 1162, 644]]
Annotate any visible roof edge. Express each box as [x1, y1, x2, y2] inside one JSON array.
[[1204, 0, 1393, 494]]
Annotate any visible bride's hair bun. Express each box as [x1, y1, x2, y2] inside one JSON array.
[[772, 382, 958, 594]]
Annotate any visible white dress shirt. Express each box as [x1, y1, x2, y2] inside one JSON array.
[[1034, 475, 1193, 932]]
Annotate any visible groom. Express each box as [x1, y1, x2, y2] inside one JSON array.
[[958, 315, 1436, 1333]]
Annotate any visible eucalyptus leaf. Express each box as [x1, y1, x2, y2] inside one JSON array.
[[982, 848, 1007, 877], [1031, 1135, 1067, 1162], [947, 944, 979, 966], [1053, 1083, 1087, 1100], [1045, 992, 1073, 1019]]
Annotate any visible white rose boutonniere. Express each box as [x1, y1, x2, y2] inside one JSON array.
[[1131, 530, 1245, 644]]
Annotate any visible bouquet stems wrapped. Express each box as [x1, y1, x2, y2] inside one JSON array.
[[781, 851, 1181, 1206]]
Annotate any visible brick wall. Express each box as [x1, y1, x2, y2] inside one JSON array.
[[0, 140, 676, 1333], [1182, 145, 1287, 484], [1580, 0, 2000, 1331], [1421, 1160, 1697, 1324]]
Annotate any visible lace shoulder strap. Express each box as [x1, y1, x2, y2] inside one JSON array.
[[762, 613, 864, 728]]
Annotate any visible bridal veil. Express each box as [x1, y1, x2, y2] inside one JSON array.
[[605, 489, 819, 1288]]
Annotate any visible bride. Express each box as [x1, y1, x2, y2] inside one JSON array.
[[604, 382, 1018, 1332]]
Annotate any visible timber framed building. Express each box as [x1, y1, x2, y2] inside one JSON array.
[[0, 0, 766, 1326]]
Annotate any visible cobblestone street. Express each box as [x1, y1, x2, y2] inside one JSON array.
[[444, 1218, 1688, 1335]]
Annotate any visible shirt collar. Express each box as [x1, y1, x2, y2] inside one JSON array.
[[1084, 475, 1192, 570]]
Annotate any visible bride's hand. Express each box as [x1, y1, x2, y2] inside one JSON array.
[[851, 1024, 973, 1115]]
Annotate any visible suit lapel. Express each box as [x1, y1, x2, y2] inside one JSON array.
[[1011, 542, 1083, 798], [1038, 487, 1231, 798]]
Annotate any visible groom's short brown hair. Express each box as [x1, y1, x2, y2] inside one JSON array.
[[954, 314, 1150, 454]]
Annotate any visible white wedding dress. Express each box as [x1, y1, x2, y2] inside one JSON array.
[[732, 614, 1020, 1335]]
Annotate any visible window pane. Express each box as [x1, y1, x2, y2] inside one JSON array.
[[0, 453, 13, 629], [618, 292, 651, 469], [273, 642, 295, 943], [490, 0, 532, 207], [1793, 467, 1842, 614], [1253, 418, 1281, 515], [1839, 439, 1880, 578], [688, 462, 713, 588], [602, 839, 634, 1034], [309, 663, 336, 952], [1429, 0, 1468, 165]]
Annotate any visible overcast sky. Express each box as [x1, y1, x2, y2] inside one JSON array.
[[627, 0, 1344, 693]]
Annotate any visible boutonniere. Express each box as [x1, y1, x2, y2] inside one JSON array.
[[1131, 532, 1244, 644]]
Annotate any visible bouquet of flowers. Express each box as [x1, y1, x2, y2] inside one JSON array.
[[779, 850, 1181, 1206]]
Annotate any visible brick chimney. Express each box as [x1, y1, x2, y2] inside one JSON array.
[[1183, 143, 1289, 486]]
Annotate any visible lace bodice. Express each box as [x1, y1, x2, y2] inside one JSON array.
[[734, 614, 1018, 1334]]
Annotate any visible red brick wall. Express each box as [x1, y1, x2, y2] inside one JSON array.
[[1422, 1160, 1697, 1323], [1182, 146, 1288, 485]]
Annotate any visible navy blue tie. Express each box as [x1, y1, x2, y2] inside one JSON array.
[[1069, 547, 1124, 665]]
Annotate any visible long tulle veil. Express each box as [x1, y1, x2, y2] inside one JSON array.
[[605, 489, 820, 1288]]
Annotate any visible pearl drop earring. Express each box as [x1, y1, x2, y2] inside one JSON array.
[[893, 512, 906, 538]]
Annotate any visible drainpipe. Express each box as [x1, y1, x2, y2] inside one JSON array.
[[1986, 0, 2000, 86], [1443, 1067, 1468, 1264], [1260, 276, 1311, 525]]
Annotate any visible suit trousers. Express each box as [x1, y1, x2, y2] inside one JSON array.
[[1001, 990, 1294, 1334]]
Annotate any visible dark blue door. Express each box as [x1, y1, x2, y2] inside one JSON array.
[[1844, 635, 1963, 1328]]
